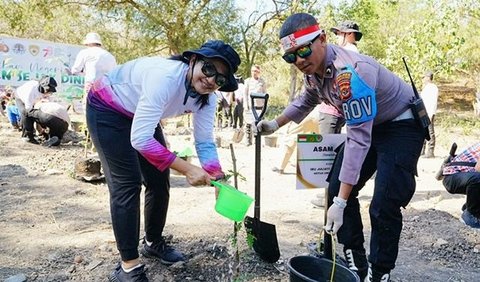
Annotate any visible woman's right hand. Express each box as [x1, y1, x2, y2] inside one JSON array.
[[170, 156, 213, 186], [184, 166, 212, 186]]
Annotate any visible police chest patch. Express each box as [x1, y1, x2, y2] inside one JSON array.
[[336, 71, 352, 101]]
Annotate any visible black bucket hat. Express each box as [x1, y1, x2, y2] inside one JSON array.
[[330, 20, 363, 41], [183, 40, 241, 92]]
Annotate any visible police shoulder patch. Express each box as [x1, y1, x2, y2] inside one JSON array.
[[336, 71, 352, 101]]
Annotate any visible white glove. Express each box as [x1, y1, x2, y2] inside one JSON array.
[[256, 120, 279, 135], [324, 196, 347, 235]]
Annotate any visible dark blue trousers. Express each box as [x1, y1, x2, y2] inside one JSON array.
[[327, 119, 424, 271], [86, 103, 170, 261]]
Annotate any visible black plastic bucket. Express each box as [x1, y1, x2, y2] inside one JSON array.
[[288, 256, 360, 282]]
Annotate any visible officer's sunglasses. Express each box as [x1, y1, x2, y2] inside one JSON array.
[[282, 35, 320, 64], [200, 59, 227, 87]]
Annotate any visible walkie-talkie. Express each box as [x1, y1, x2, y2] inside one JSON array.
[[402, 57, 431, 140]]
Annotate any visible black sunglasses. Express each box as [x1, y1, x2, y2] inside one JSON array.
[[200, 59, 227, 87], [282, 35, 320, 64]]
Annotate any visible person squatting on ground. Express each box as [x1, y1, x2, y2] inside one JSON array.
[[86, 40, 240, 282], [30, 101, 70, 147], [256, 13, 425, 281], [419, 71, 438, 158], [1, 87, 21, 130], [14, 76, 58, 144], [441, 142, 480, 228]]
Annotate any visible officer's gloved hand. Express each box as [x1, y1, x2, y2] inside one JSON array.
[[324, 196, 347, 234], [256, 120, 279, 135]]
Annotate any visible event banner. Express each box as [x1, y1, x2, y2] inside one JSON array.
[[0, 36, 85, 111], [296, 133, 346, 189]]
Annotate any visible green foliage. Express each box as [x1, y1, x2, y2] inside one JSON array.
[[2, 0, 480, 107], [436, 112, 480, 136]]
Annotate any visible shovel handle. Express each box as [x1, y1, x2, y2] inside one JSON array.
[[249, 93, 268, 220], [250, 93, 269, 124]]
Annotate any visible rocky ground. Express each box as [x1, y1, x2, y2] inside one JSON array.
[[0, 114, 479, 282]]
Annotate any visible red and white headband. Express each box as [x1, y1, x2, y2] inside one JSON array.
[[280, 24, 323, 51]]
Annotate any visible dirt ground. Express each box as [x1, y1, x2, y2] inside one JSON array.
[[0, 111, 479, 282]]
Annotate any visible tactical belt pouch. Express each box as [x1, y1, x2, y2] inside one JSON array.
[[409, 97, 431, 140]]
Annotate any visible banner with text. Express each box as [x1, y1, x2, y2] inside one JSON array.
[[296, 133, 346, 189], [0, 36, 86, 112]]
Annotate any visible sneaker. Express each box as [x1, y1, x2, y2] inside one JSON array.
[[108, 263, 148, 282], [365, 266, 390, 282], [311, 198, 325, 208], [271, 167, 284, 174], [461, 210, 480, 229], [43, 136, 60, 147], [344, 249, 368, 280], [140, 237, 185, 265], [21, 137, 39, 145]]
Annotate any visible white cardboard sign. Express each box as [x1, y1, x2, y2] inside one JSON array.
[[296, 133, 346, 189]]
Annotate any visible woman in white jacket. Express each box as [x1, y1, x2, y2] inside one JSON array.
[[86, 40, 241, 282]]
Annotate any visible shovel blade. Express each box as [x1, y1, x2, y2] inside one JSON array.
[[244, 216, 280, 263]]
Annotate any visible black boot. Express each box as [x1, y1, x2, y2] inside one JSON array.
[[365, 264, 390, 282], [344, 248, 368, 280], [23, 132, 39, 145]]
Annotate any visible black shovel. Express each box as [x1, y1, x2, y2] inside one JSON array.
[[244, 93, 281, 263]]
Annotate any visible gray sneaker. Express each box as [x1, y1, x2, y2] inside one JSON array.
[[108, 263, 148, 282], [140, 237, 185, 265], [43, 136, 60, 147]]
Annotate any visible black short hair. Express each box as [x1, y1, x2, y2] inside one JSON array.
[[279, 13, 318, 39]]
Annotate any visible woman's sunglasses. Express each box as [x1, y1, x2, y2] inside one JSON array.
[[282, 35, 320, 64], [200, 59, 227, 87]]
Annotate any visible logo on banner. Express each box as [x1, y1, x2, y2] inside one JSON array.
[[12, 43, 25, 55], [0, 42, 9, 53], [29, 45, 40, 56]]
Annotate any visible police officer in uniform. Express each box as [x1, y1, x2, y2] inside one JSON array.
[[256, 13, 425, 282]]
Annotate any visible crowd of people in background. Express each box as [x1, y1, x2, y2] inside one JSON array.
[[0, 32, 116, 147]]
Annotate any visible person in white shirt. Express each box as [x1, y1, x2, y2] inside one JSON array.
[[69, 32, 117, 93], [15, 76, 57, 144], [86, 40, 240, 281], [330, 20, 363, 53], [243, 65, 267, 145], [420, 71, 439, 158]]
